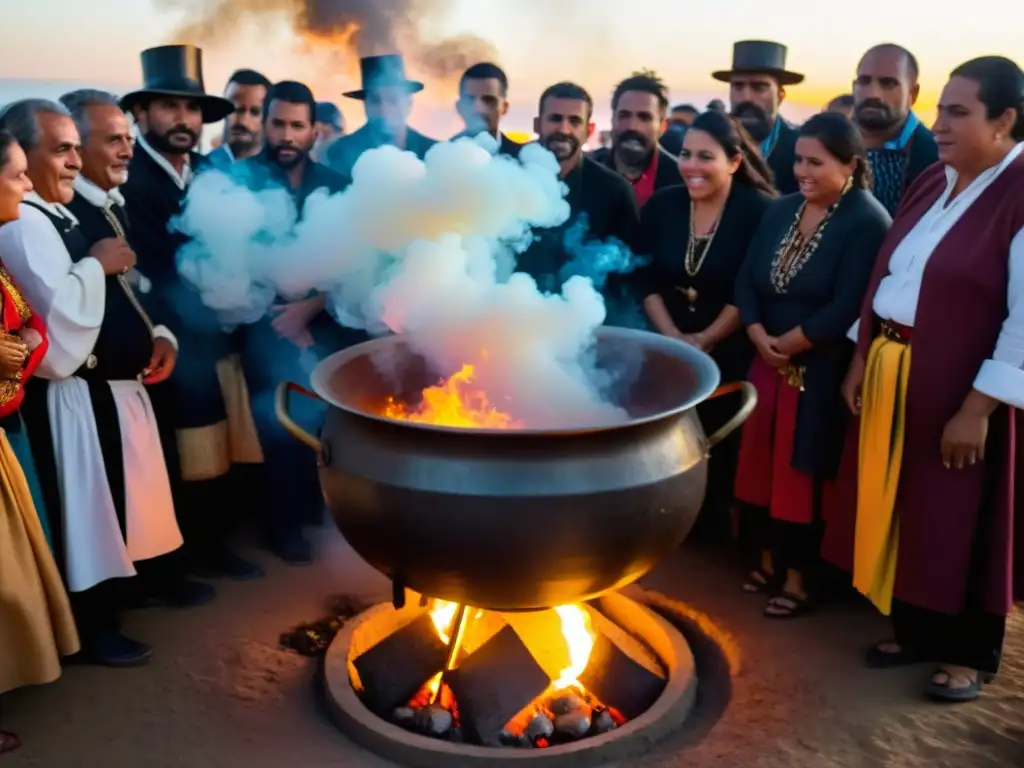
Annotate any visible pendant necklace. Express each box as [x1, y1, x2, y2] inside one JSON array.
[[677, 199, 722, 312]]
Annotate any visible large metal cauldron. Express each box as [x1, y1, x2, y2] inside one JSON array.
[[276, 327, 755, 611]]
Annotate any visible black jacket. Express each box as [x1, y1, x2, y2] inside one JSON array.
[[451, 130, 522, 158], [324, 123, 438, 177]]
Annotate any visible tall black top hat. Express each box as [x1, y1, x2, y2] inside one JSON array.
[[712, 40, 805, 86], [343, 54, 424, 100], [119, 45, 234, 124]]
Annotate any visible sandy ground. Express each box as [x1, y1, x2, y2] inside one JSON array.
[[2, 528, 1022, 768]]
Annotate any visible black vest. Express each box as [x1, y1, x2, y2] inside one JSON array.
[[25, 200, 153, 381]]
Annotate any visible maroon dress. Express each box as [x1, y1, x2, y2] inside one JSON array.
[[822, 159, 1024, 669]]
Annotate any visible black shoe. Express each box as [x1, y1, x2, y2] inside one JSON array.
[[79, 630, 153, 667], [271, 532, 313, 565], [144, 579, 217, 608], [193, 551, 265, 581]]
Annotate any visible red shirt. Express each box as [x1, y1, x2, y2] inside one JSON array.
[[631, 150, 659, 208]]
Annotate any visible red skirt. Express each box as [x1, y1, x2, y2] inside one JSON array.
[[734, 356, 833, 524]]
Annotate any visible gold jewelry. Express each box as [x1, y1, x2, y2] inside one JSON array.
[[678, 199, 723, 312], [770, 201, 838, 293], [841, 175, 854, 195]]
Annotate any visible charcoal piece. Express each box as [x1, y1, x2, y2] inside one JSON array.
[[445, 626, 550, 747], [554, 710, 591, 738], [578, 633, 666, 720], [591, 708, 616, 734], [352, 615, 448, 716]]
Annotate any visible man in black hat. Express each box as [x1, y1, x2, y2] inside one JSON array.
[[589, 70, 682, 208], [451, 62, 521, 157], [713, 40, 804, 194], [324, 54, 438, 178], [311, 101, 345, 163], [230, 80, 361, 564], [208, 68, 272, 171], [516, 82, 640, 324], [120, 45, 266, 582]]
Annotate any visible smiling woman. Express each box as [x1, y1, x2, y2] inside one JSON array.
[[732, 112, 890, 619], [0, 127, 81, 757]]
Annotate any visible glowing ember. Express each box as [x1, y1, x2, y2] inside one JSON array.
[[382, 363, 523, 429]]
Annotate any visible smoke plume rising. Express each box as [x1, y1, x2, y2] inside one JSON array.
[[174, 137, 634, 428], [157, 0, 499, 81]]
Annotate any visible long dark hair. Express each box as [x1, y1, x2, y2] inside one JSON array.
[[798, 112, 873, 189], [686, 110, 777, 197], [950, 56, 1024, 141], [0, 130, 16, 169]]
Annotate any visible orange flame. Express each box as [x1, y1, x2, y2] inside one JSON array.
[[550, 605, 595, 691], [420, 599, 596, 698], [382, 363, 521, 429]]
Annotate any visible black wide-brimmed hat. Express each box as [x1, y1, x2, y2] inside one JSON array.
[[712, 40, 805, 86], [343, 54, 424, 100], [119, 45, 234, 124]]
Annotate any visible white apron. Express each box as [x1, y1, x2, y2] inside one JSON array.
[[47, 377, 182, 593]]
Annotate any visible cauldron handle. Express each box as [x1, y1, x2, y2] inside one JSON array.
[[275, 381, 324, 453], [703, 381, 757, 451]]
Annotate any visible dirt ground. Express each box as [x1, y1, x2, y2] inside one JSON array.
[[2, 528, 1022, 768]]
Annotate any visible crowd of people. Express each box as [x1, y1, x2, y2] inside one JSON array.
[[0, 36, 1022, 756]]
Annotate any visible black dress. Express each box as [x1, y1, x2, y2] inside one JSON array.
[[632, 181, 773, 382], [734, 188, 892, 478], [630, 181, 773, 539]]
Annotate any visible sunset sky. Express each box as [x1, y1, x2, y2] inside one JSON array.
[[1, 0, 1021, 137]]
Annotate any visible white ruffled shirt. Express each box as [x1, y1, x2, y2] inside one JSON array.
[[849, 143, 1024, 409]]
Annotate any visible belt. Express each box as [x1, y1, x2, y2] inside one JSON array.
[[878, 318, 912, 344]]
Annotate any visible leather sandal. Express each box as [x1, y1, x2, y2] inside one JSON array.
[[925, 668, 985, 703], [763, 591, 813, 618], [742, 568, 776, 594]]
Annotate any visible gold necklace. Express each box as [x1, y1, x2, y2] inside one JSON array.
[[677, 199, 723, 312], [769, 193, 845, 294]]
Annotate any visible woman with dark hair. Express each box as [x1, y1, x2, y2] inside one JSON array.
[[825, 56, 1024, 702], [733, 112, 891, 616], [632, 110, 775, 538], [0, 130, 80, 756]]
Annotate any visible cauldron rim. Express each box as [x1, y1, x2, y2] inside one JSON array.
[[309, 326, 721, 436]]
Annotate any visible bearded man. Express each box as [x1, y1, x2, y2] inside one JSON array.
[[230, 80, 357, 564], [207, 68, 271, 170], [514, 82, 639, 325], [120, 45, 265, 581], [852, 44, 939, 216], [590, 70, 682, 207], [0, 98, 188, 665], [713, 40, 804, 194]]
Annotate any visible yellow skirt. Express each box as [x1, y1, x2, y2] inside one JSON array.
[[852, 335, 912, 615], [0, 429, 80, 694], [177, 353, 264, 482]]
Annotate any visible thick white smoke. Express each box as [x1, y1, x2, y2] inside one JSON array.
[[174, 136, 629, 428]]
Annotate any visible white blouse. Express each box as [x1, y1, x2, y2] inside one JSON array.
[[849, 143, 1024, 409]]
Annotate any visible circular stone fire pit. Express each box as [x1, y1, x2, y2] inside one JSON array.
[[322, 591, 697, 767]]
